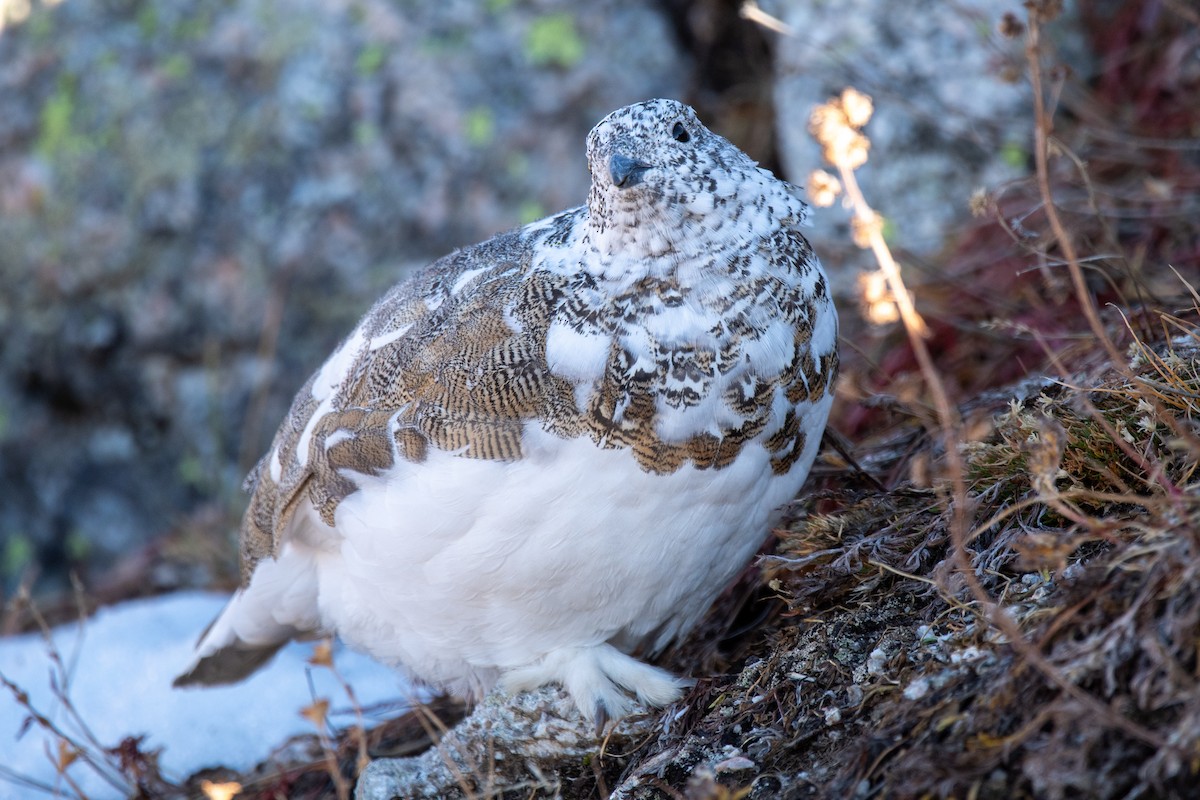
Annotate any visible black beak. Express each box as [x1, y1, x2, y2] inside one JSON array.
[[609, 153, 652, 188]]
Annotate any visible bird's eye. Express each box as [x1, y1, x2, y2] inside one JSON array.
[[671, 121, 690, 143]]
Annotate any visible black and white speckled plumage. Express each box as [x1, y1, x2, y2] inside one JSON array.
[[176, 99, 838, 723]]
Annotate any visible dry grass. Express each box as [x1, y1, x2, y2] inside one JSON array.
[[757, 313, 1200, 798]]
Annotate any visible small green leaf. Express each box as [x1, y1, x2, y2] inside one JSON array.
[[178, 453, 206, 489], [37, 78, 86, 159], [3, 535, 33, 578], [880, 216, 897, 243], [28, 9, 54, 43], [525, 13, 585, 68], [506, 153, 529, 179], [518, 200, 546, 224], [161, 53, 192, 80], [356, 43, 387, 76], [354, 121, 379, 146], [65, 531, 91, 561], [1001, 141, 1027, 169], [464, 106, 495, 148], [136, 5, 158, 37], [174, 16, 209, 41]]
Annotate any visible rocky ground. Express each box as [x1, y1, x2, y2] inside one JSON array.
[[2, 0, 1198, 797]]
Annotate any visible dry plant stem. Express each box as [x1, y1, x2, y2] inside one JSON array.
[[1025, 16, 1124, 370], [968, 487, 1189, 548], [0, 767, 58, 796], [833, 164, 926, 339], [304, 681, 351, 800], [411, 700, 481, 798], [889, 10, 1166, 751], [49, 757, 89, 800], [1163, 0, 1200, 25], [1024, 14, 1188, 501], [0, 673, 128, 795], [1035, 331, 1185, 505], [738, 0, 793, 36], [829, 156, 963, 568], [15, 590, 131, 792], [831, 82, 1170, 758], [317, 726, 351, 800], [325, 657, 370, 771]]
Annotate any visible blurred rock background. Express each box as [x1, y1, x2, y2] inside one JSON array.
[[0, 0, 1146, 600]]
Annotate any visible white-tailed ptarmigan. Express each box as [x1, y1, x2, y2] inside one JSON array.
[[175, 99, 838, 724]]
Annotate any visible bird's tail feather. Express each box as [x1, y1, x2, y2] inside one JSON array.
[[174, 543, 321, 687]]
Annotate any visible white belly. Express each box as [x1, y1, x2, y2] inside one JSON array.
[[311, 397, 830, 697]]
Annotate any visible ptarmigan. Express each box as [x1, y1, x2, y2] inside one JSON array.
[[175, 99, 838, 724]]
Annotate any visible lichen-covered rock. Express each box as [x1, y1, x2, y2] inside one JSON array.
[[355, 686, 651, 800], [763, 0, 1043, 259], [0, 0, 685, 591]]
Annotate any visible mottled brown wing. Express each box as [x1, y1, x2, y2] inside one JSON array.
[[234, 228, 580, 583]]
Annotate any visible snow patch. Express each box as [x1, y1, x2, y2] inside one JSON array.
[[0, 592, 412, 799]]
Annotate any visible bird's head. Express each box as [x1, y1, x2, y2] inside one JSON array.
[[583, 99, 807, 258]]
